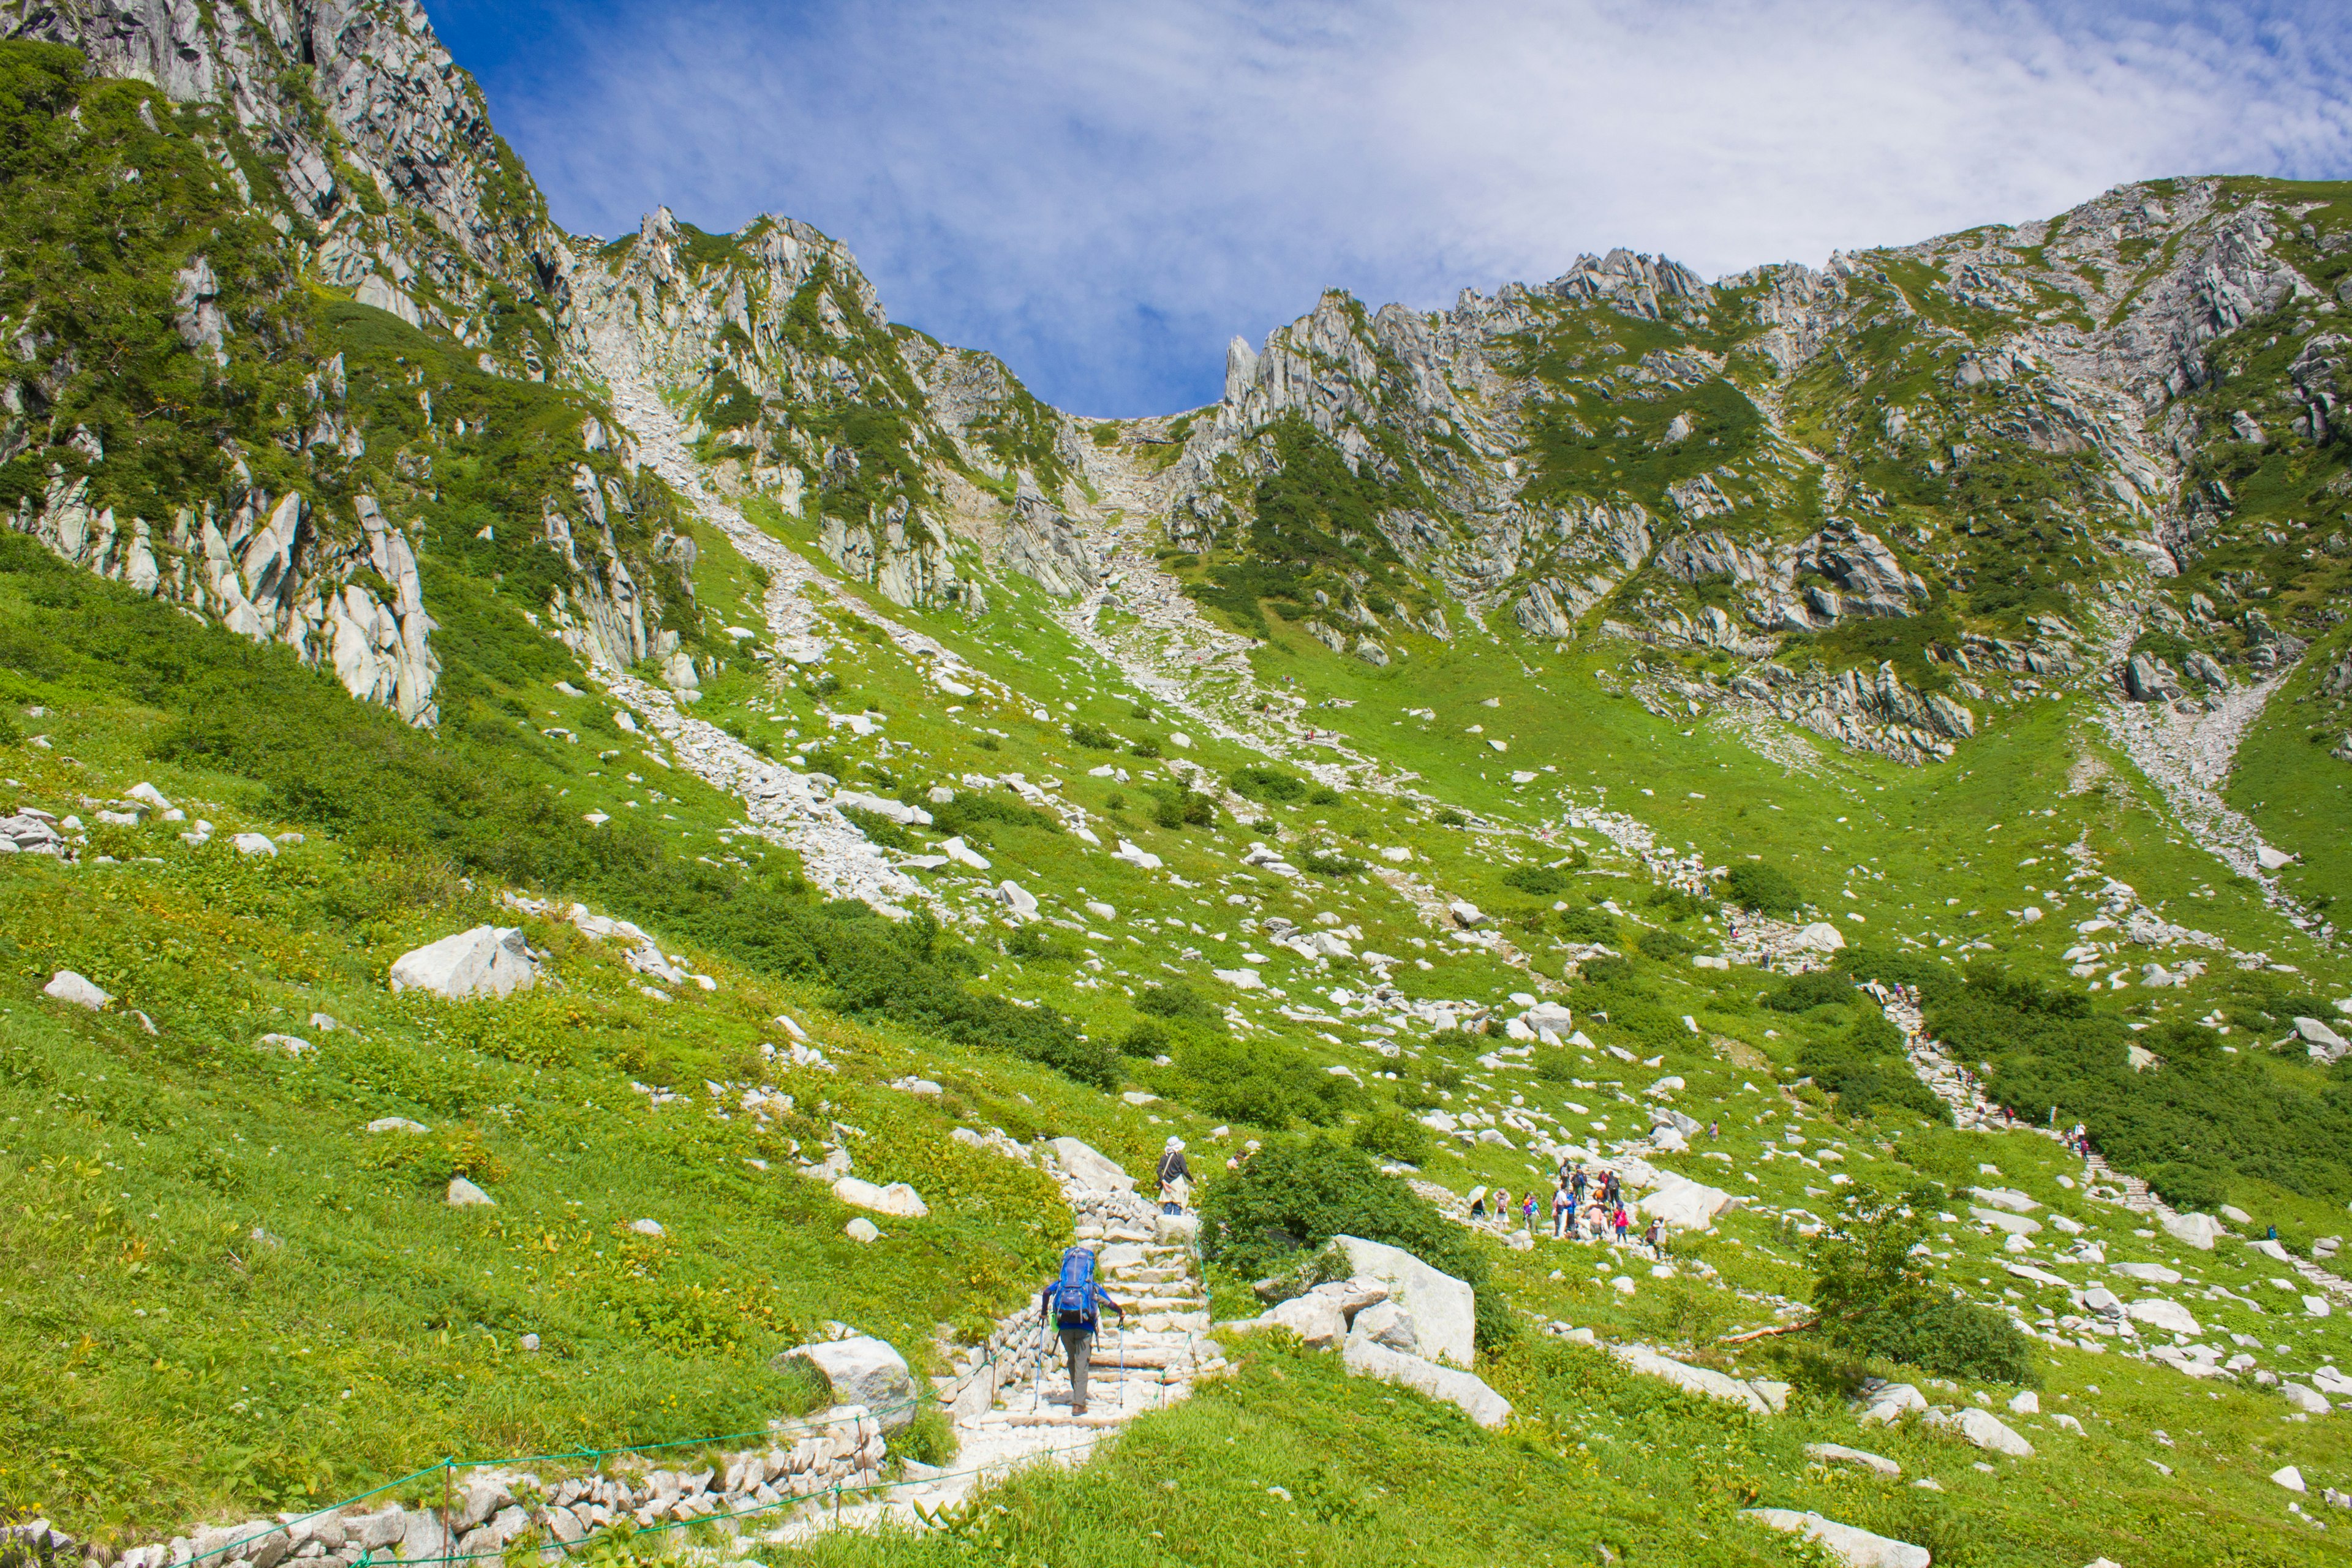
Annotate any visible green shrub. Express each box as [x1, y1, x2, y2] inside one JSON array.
[[1128, 739, 1161, 760], [1644, 887, 1716, 921], [1352, 1108, 1431, 1163], [1556, 905, 1617, 944], [1434, 809, 1467, 827], [1118, 1020, 1170, 1058], [1765, 970, 1854, 1012], [1636, 927, 1694, 960], [1579, 955, 1635, 986], [1308, 786, 1342, 807], [1176, 1036, 1344, 1128], [1199, 1136, 1508, 1344], [1807, 1185, 2037, 1386], [1303, 850, 1364, 877], [1004, 925, 1071, 963], [1150, 787, 1216, 829], [1725, 862, 1804, 916], [2147, 1161, 2225, 1213], [1137, 982, 1222, 1027], [929, 789, 1061, 840], [1228, 766, 1309, 802], [1502, 865, 1567, 897], [1068, 722, 1118, 750]]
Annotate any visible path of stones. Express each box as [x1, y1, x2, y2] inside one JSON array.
[[756, 1191, 1220, 1546], [1882, 984, 2350, 1308]]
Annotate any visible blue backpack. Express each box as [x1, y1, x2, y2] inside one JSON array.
[[1052, 1247, 1098, 1327]]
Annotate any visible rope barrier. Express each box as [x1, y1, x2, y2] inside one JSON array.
[[175, 1335, 1040, 1567]]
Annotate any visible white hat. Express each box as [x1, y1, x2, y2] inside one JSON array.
[[1165, 1136, 1185, 1152]]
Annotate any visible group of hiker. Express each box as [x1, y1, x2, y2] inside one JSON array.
[[1468, 1163, 1669, 1256]]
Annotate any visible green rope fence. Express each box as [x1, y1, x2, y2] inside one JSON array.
[[181, 1330, 1072, 1567]]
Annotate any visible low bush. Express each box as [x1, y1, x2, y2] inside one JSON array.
[[1352, 1109, 1432, 1163], [1137, 982, 1223, 1027], [1150, 787, 1216, 829], [1635, 927, 1694, 960], [1725, 862, 1804, 916], [1068, 722, 1118, 750], [1118, 1020, 1170, 1058], [1764, 970, 1853, 1012], [1806, 1185, 2037, 1387], [1003, 925, 1071, 963], [1502, 865, 1568, 897], [1303, 850, 1364, 877], [1227, 766, 1309, 803], [1556, 905, 1617, 944]]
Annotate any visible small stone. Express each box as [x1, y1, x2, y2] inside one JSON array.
[[446, 1177, 496, 1207], [230, 832, 277, 857], [42, 970, 112, 1010], [845, 1216, 880, 1243], [519, 1333, 541, 1352], [2272, 1464, 2307, 1493], [630, 1218, 665, 1237]]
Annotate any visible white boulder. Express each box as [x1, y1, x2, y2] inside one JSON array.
[[2162, 1210, 2225, 1250], [1340, 1330, 1512, 1428], [1969, 1207, 2042, 1236], [42, 970, 112, 1010], [1638, 1174, 1736, 1231], [1610, 1343, 1775, 1414], [367, 1117, 429, 1134], [997, 881, 1040, 920], [1332, 1234, 1477, 1368], [446, 1177, 496, 1207], [845, 1216, 881, 1243], [1255, 1292, 1348, 1346], [1856, 1382, 1928, 1425], [231, 832, 277, 858], [1796, 922, 1847, 951], [2125, 1297, 2200, 1336], [388, 927, 538, 1000], [2272, 1464, 2307, 1492], [1046, 1137, 1135, 1194], [1926, 1406, 2034, 1457], [777, 1336, 917, 1432], [938, 836, 992, 870], [832, 1177, 929, 1219], [1806, 1443, 1901, 1478], [1740, 1509, 1928, 1568], [1114, 839, 1164, 870], [2280, 1382, 2331, 1414], [1351, 1297, 1419, 1354]]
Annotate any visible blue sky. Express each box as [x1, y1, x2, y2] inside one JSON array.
[[421, 0, 2352, 417]]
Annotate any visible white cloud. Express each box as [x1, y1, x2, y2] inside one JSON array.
[[454, 0, 2352, 413]]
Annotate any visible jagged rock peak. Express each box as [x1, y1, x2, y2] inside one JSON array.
[[1546, 248, 1711, 317]]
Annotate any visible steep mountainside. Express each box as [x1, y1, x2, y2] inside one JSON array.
[[5, 7, 2352, 1568]]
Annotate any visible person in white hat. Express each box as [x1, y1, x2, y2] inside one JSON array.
[[1156, 1136, 1191, 1214]]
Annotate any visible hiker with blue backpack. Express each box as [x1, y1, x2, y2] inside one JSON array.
[[1040, 1245, 1127, 1415]]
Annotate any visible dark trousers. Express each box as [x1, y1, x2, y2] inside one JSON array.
[[1060, 1327, 1094, 1411]]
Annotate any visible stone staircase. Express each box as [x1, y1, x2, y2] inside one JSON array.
[[2081, 1153, 2156, 1213], [755, 1188, 1222, 1545]]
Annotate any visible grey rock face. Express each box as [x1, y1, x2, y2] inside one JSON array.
[[1001, 477, 1098, 598]]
